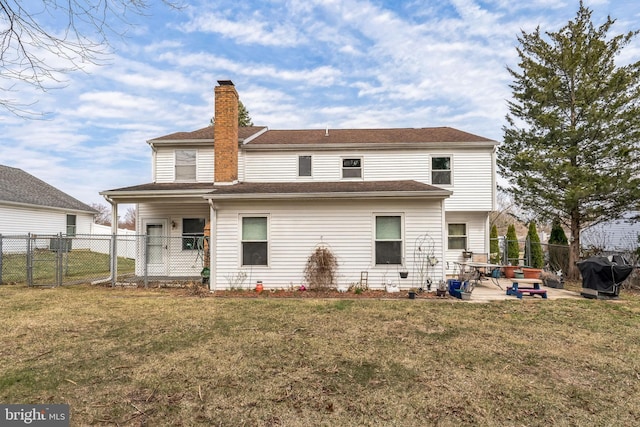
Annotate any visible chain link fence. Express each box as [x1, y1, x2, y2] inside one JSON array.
[[0, 234, 208, 287]]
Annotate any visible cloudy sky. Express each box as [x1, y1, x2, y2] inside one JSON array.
[[1, 0, 639, 207]]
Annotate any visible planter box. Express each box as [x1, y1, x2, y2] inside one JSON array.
[[503, 265, 518, 279], [522, 268, 542, 279]]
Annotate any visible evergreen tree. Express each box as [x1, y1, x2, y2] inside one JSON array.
[[499, 2, 640, 278], [525, 222, 544, 268], [490, 224, 500, 264], [238, 101, 253, 127], [548, 218, 569, 274], [506, 224, 520, 265]]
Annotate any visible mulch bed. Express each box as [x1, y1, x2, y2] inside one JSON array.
[[210, 288, 446, 299]]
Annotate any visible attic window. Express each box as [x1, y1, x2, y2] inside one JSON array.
[[175, 149, 196, 181], [342, 158, 362, 178]]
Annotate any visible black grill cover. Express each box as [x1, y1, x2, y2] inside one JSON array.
[[577, 256, 633, 294]]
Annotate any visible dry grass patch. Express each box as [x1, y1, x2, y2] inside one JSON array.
[[1, 284, 639, 426]]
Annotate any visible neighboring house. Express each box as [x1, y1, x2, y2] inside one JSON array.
[[581, 211, 640, 253], [0, 165, 97, 237], [101, 80, 498, 290]]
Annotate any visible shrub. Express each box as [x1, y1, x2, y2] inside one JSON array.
[[490, 224, 500, 264], [548, 218, 569, 274], [506, 224, 520, 265], [525, 221, 544, 268], [304, 246, 338, 290]]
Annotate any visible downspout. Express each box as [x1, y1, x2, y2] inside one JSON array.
[[208, 199, 217, 292], [98, 194, 118, 287]]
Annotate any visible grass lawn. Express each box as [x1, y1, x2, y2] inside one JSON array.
[[1, 284, 639, 426]]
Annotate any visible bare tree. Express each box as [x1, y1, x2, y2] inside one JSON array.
[[0, 0, 179, 116], [89, 202, 111, 226], [119, 206, 136, 230]]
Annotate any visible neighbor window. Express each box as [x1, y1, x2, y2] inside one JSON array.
[[66, 214, 76, 236], [375, 216, 402, 265], [242, 216, 268, 266], [175, 149, 196, 181], [298, 155, 312, 177], [448, 223, 467, 250], [432, 156, 451, 185], [342, 158, 362, 178], [182, 218, 205, 250]]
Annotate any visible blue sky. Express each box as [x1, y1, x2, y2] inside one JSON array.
[[2, 0, 639, 206]]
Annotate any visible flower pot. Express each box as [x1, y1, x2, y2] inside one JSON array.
[[408, 291, 416, 299], [514, 271, 524, 279], [503, 265, 518, 279], [522, 268, 542, 279], [436, 289, 447, 297], [399, 271, 409, 279], [255, 281, 263, 293]]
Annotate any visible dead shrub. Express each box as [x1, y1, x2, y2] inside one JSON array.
[[304, 246, 338, 290]]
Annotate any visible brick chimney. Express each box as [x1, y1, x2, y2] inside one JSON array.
[[214, 80, 239, 184]]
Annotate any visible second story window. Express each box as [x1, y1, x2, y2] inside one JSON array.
[[298, 155, 312, 177], [175, 149, 196, 181], [342, 158, 362, 178], [432, 156, 451, 185]]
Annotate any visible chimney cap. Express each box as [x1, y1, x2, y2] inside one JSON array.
[[217, 80, 234, 86]]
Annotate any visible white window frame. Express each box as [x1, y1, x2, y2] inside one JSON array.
[[240, 215, 269, 267], [66, 214, 77, 236], [431, 155, 453, 186], [341, 157, 363, 179], [175, 149, 197, 181], [447, 223, 468, 250], [374, 214, 404, 266]]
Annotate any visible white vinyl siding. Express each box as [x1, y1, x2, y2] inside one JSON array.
[[210, 198, 444, 290], [154, 147, 215, 183], [0, 205, 94, 236]]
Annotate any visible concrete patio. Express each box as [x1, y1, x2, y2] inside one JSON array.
[[459, 277, 582, 303]]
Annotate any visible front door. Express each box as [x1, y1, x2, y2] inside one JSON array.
[[144, 220, 168, 276]]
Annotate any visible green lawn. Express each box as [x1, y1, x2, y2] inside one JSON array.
[[1, 284, 639, 426], [1, 250, 134, 285]]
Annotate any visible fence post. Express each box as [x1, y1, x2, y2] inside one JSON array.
[[26, 233, 32, 286], [56, 233, 63, 286], [110, 233, 118, 287], [525, 238, 531, 268], [0, 234, 3, 285], [143, 234, 148, 288]]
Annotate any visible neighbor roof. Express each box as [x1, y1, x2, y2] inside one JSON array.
[[149, 126, 267, 142], [0, 165, 97, 212]]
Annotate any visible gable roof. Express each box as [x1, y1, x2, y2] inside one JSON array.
[[0, 165, 97, 213], [149, 126, 267, 143], [147, 125, 497, 149]]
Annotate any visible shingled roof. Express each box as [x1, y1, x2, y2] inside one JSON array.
[[147, 125, 496, 146], [101, 180, 451, 201], [0, 165, 96, 212]]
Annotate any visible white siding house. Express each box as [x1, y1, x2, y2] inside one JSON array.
[[0, 165, 96, 239], [101, 80, 498, 290]]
